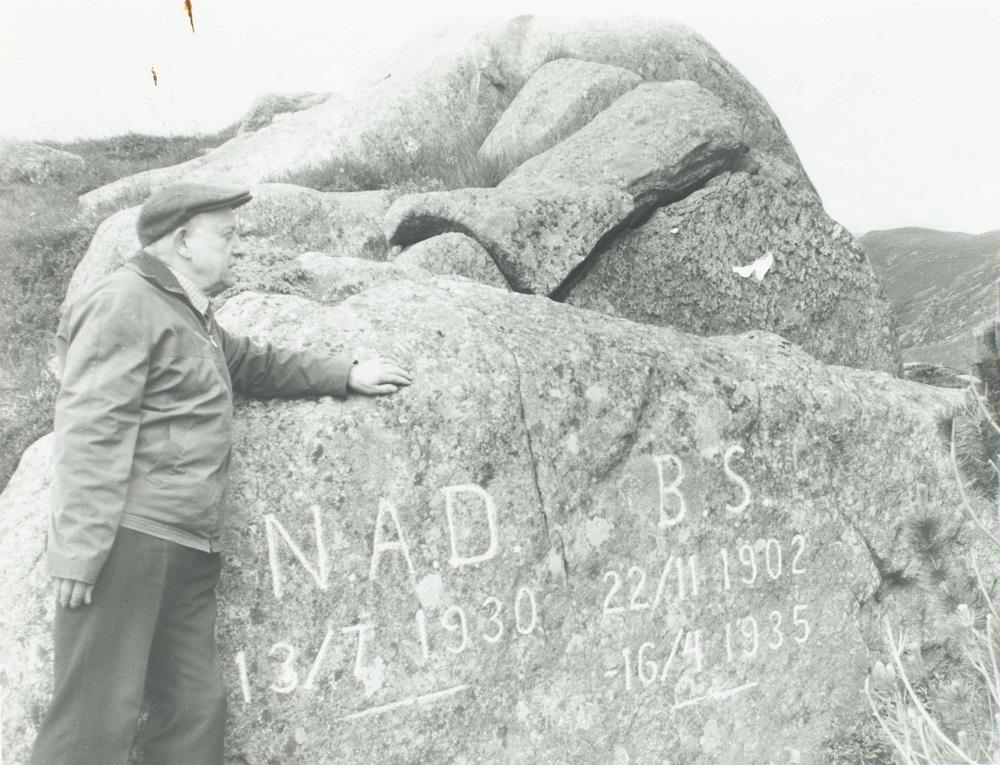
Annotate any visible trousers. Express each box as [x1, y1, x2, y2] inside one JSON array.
[[30, 527, 226, 765]]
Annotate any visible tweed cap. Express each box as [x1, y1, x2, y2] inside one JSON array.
[[137, 182, 252, 246]]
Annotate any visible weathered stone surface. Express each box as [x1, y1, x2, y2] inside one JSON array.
[[296, 252, 429, 305], [64, 184, 391, 307], [501, 81, 745, 200], [79, 17, 814, 208], [478, 58, 642, 167], [0, 141, 85, 185], [564, 172, 901, 374], [386, 183, 633, 294], [238, 92, 333, 134], [386, 82, 745, 295], [394, 233, 509, 290], [2, 277, 984, 764]]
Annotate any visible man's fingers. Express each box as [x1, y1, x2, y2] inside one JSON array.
[[375, 384, 399, 395], [54, 579, 93, 609], [68, 581, 87, 609], [55, 579, 71, 608], [378, 372, 412, 386]]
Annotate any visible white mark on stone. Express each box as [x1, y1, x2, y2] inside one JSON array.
[[653, 454, 686, 528], [442, 484, 499, 568], [303, 620, 337, 690], [269, 642, 299, 694], [564, 432, 580, 455], [264, 505, 329, 600], [732, 251, 774, 282], [672, 681, 758, 710], [584, 384, 608, 404], [370, 498, 417, 589], [342, 623, 375, 690], [340, 684, 470, 721], [585, 517, 613, 548], [235, 651, 252, 703], [724, 445, 752, 514], [415, 573, 444, 611]]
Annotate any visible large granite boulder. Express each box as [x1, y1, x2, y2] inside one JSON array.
[[386, 183, 634, 294], [386, 81, 746, 295], [0, 141, 85, 185], [64, 184, 392, 307], [79, 17, 814, 210], [478, 58, 642, 167], [393, 233, 509, 289], [563, 172, 900, 373], [1, 277, 986, 764]]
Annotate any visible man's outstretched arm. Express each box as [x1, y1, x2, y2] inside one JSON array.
[[218, 325, 412, 398]]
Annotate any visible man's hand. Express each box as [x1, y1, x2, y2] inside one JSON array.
[[53, 577, 94, 609], [347, 358, 413, 395]]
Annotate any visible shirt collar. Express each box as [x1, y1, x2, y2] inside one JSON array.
[[164, 264, 210, 316]]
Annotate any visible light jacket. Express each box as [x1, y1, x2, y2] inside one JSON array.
[[48, 251, 354, 584]]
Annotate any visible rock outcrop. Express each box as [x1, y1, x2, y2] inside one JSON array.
[[478, 58, 642, 167], [1, 17, 954, 764], [0, 277, 982, 764], [393, 233, 509, 289], [563, 172, 899, 373], [387, 81, 747, 295], [0, 141, 84, 185]]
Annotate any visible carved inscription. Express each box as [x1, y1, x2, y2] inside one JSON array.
[[602, 451, 810, 708], [239, 444, 809, 723]]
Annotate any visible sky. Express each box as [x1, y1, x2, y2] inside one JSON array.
[[1, 0, 997, 235]]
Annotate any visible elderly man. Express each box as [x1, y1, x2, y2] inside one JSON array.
[[31, 183, 412, 765]]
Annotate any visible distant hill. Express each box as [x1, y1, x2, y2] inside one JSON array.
[[862, 227, 1000, 370]]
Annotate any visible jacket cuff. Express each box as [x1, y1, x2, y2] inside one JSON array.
[[45, 549, 104, 585], [327, 355, 357, 399]]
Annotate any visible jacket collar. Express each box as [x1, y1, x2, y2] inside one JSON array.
[[124, 250, 197, 306]]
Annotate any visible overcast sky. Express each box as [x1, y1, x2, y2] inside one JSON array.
[[1, 0, 997, 235]]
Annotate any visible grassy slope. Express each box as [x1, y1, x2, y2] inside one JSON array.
[[0, 129, 235, 490], [862, 227, 1000, 369]]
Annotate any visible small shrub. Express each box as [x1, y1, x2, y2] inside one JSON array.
[[866, 324, 1000, 763]]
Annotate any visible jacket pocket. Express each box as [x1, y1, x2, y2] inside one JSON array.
[[143, 423, 191, 486]]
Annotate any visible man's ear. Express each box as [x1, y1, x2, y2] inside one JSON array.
[[170, 225, 191, 259]]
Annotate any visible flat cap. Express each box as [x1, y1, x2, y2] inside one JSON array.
[[137, 182, 252, 247]]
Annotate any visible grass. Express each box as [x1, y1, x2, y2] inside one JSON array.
[[268, 122, 516, 195], [865, 328, 1000, 763], [42, 128, 237, 195], [0, 130, 234, 490]]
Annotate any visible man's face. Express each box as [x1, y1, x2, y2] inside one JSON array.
[[182, 208, 242, 296]]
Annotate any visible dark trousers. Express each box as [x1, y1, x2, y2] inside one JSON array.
[[30, 527, 226, 765]]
